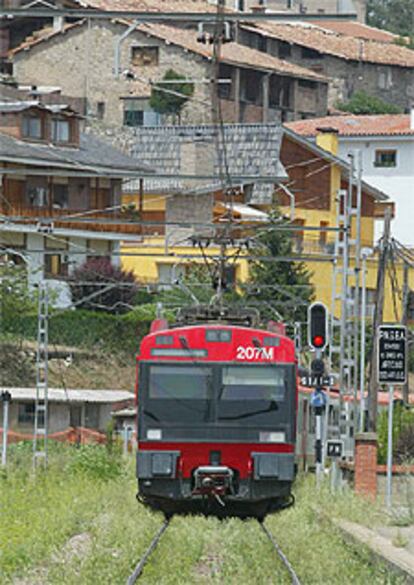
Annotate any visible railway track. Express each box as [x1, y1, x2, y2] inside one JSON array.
[[126, 516, 301, 584]]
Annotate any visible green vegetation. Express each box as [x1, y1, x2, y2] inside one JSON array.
[[336, 90, 402, 115], [1, 448, 401, 584], [367, 0, 414, 39], [378, 402, 414, 463], [246, 210, 314, 324], [150, 69, 194, 122]]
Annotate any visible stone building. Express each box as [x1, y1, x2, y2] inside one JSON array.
[[10, 19, 328, 127], [238, 20, 414, 110]]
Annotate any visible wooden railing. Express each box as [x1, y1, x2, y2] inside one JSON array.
[[1, 205, 165, 236]]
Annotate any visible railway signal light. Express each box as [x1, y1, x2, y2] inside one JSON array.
[[308, 302, 328, 351]]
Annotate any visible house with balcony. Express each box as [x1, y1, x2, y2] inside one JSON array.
[[278, 124, 405, 321], [0, 99, 153, 303]]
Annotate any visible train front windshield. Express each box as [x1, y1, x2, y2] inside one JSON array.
[[142, 363, 294, 426]]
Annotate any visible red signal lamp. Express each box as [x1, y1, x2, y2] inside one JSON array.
[[312, 335, 325, 348]]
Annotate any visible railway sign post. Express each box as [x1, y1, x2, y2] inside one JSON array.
[[378, 324, 407, 510], [326, 440, 344, 493], [311, 389, 327, 487]]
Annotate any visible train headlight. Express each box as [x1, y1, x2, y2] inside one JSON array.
[[259, 432, 286, 443]]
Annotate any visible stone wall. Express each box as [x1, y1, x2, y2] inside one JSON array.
[[12, 20, 212, 127], [239, 29, 414, 110]]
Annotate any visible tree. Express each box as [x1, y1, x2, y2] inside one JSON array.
[[367, 0, 414, 39], [149, 69, 194, 122], [246, 210, 314, 325], [69, 258, 138, 314], [336, 90, 402, 115]]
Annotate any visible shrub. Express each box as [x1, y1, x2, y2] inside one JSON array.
[[336, 90, 402, 115], [68, 444, 123, 480], [69, 258, 138, 314], [149, 69, 194, 122], [378, 402, 414, 463]]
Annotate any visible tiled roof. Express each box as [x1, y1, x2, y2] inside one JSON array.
[[285, 114, 414, 137], [126, 124, 284, 204], [136, 22, 327, 81], [308, 20, 400, 43], [9, 20, 85, 57], [2, 387, 134, 403], [241, 22, 414, 67], [81, 0, 217, 11], [10, 18, 327, 82], [0, 131, 153, 175]]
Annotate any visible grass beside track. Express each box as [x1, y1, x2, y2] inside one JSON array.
[[1, 445, 404, 585]]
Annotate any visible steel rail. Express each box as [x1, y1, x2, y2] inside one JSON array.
[[127, 518, 170, 584], [259, 521, 302, 585]]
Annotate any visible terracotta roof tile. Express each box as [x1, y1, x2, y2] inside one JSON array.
[[9, 20, 85, 56], [136, 22, 327, 81], [10, 19, 327, 82], [285, 114, 414, 137], [80, 0, 218, 12], [308, 20, 401, 43], [242, 22, 414, 67]]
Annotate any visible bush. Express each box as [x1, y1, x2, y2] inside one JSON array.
[[69, 258, 138, 314], [2, 308, 153, 354], [67, 444, 123, 480], [378, 402, 414, 463], [336, 90, 402, 115]]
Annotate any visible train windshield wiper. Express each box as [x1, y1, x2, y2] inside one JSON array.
[[143, 410, 160, 422], [218, 402, 278, 421]]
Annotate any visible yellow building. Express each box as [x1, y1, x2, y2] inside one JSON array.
[[121, 126, 409, 324]]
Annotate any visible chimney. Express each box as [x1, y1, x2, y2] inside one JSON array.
[[53, 16, 65, 33], [410, 105, 414, 131], [315, 126, 339, 156]]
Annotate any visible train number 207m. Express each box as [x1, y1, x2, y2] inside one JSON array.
[[236, 346, 274, 360]]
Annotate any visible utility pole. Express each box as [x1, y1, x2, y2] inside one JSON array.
[[368, 207, 392, 431], [402, 261, 410, 404]]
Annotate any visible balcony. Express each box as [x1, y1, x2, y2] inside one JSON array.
[[0, 205, 165, 236]]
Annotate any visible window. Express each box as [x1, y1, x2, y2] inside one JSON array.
[[52, 184, 69, 209], [236, 0, 245, 9], [97, 101, 105, 120], [278, 42, 291, 59], [131, 46, 159, 67], [149, 365, 211, 400], [123, 99, 160, 127], [26, 178, 48, 207], [124, 109, 144, 127], [18, 403, 44, 425], [220, 366, 286, 402], [85, 404, 99, 429], [374, 150, 397, 168], [51, 118, 70, 142], [298, 79, 316, 89], [45, 254, 69, 278], [241, 70, 262, 103], [22, 115, 42, 139], [301, 47, 322, 60]]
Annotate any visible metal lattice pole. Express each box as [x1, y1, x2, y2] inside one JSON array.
[[33, 282, 49, 468]]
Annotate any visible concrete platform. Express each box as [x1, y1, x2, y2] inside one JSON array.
[[335, 519, 414, 583]]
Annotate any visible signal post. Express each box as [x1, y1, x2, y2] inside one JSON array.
[[307, 303, 329, 485]]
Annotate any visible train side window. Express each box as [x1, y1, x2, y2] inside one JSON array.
[[263, 337, 280, 347]]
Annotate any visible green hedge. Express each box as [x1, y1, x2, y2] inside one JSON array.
[[2, 305, 157, 354]]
